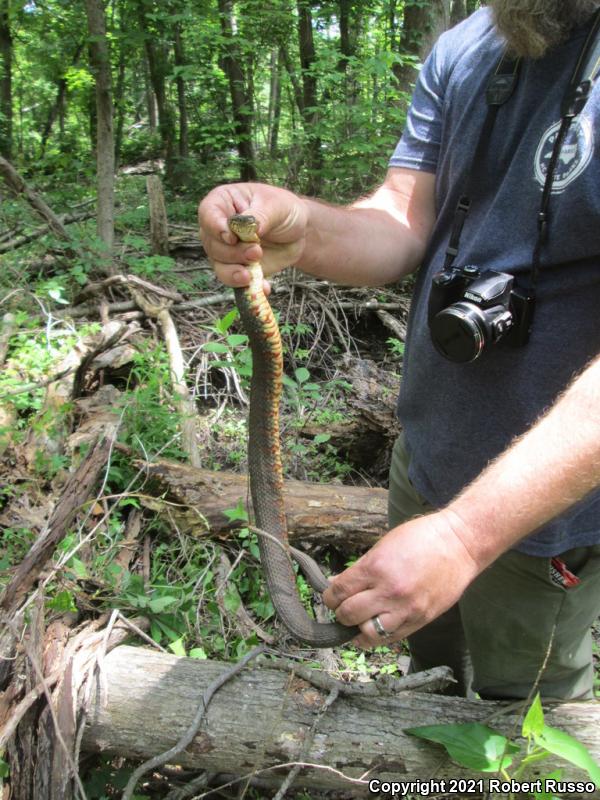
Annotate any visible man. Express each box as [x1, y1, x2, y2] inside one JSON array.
[[199, 0, 600, 701]]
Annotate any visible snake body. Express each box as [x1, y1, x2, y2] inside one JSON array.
[[229, 214, 359, 647]]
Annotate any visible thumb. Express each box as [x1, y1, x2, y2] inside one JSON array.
[[322, 558, 372, 610]]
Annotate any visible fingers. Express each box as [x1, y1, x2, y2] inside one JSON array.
[[353, 612, 403, 649]]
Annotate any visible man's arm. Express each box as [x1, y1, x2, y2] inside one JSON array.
[[198, 167, 436, 288], [324, 353, 600, 648]]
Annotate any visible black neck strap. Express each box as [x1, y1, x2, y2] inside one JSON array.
[[442, 7, 600, 287]]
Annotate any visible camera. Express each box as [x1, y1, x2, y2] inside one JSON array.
[[428, 266, 535, 363]]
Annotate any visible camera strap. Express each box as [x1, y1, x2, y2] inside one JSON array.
[[442, 7, 600, 283]]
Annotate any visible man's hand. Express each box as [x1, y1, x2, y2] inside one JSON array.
[[198, 182, 308, 288], [323, 511, 481, 649]]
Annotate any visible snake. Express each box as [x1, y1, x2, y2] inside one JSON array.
[[228, 213, 359, 647]]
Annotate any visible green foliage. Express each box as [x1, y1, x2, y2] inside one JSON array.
[[117, 343, 187, 462], [407, 693, 600, 798]]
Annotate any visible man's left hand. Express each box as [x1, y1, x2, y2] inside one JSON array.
[[322, 510, 481, 649]]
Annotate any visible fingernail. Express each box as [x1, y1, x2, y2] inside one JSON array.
[[221, 231, 234, 244]]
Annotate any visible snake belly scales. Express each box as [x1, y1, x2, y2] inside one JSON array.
[[228, 214, 359, 647]]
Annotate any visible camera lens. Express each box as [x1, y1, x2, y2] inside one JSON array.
[[430, 302, 488, 362]]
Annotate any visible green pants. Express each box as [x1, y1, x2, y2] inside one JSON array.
[[388, 434, 600, 701]]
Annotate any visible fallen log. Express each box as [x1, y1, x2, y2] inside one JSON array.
[[137, 459, 388, 553], [83, 645, 600, 797]]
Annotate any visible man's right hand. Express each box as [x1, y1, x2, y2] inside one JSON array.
[[198, 182, 309, 288]]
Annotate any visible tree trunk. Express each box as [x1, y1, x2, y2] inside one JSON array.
[[146, 174, 170, 256], [82, 645, 600, 797], [40, 42, 84, 158], [173, 21, 189, 159], [296, 0, 322, 194], [450, 0, 468, 25], [134, 459, 388, 554], [217, 0, 258, 182], [114, 25, 127, 168], [267, 48, 282, 155], [85, 0, 115, 254], [0, 0, 12, 160], [393, 0, 451, 94], [137, 2, 177, 182]]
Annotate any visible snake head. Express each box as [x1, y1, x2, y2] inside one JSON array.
[[228, 214, 260, 244]]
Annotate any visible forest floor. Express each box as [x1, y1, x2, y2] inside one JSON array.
[[0, 171, 598, 799]]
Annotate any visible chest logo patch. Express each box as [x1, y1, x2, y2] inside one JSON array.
[[534, 117, 594, 193]]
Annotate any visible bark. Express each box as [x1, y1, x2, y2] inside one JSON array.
[[0, 0, 12, 159], [296, 0, 322, 194], [40, 42, 84, 158], [450, 0, 468, 26], [0, 433, 118, 617], [173, 21, 189, 159], [0, 209, 94, 253], [217, 0, 258, 182], [114, 25, 127, 169], [0, 156, 69, 238], [86, 0, 115, 253], [146, 174, 170, 256], [134, 460, 388, 553], [394, 0, 451, 94], [267, 48, 282, 155], [138, 3, 177, 182], [82, 645, 600, 797]]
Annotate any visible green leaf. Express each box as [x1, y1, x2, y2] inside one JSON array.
[[523, 693, 545, 738], [168, 637, 187, 657], [202, 341, 230, 354], [215, 309, 238, 334], [534, 724, 600, 785], [533, 768, 563, 799], [405, 722, 519, 771], [69, 557, 89, 579], [295, 367, 310, 384], [148, 595, 178, 613], [223, 500, 248, 523], [223, 588, 241, 614], [282, 374, 298, 389], [47, 590, 77, 613], [314, 433, 331, 444], [189, 647, 208, 660], [226, 334, 248, 347], [0, 757, 10, 778]]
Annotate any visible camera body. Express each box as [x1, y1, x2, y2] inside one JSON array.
[[428, 266, 535, 363]]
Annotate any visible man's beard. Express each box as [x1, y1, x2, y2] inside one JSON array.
[[489, 0, 600, 59]]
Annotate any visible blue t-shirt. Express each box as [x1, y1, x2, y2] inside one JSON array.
[[389, 8, 600, 556]]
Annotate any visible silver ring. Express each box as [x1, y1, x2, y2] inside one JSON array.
[[372, 615, 392, 638]]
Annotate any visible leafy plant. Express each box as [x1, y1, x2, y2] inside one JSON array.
[[406, 693, 600, 799]]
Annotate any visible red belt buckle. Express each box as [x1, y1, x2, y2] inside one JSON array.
[[550, 557, 581, 589]]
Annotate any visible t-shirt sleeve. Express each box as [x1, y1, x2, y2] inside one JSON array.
[[388, 43, 448, 174]]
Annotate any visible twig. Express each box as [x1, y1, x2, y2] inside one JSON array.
[[193, 759, 370, 798], [264, 659, 455, 697], [164, 772, 211, 800], [0, 365, 75, 398], [272, 686, 339, 800], [121, 645, 267, 800]]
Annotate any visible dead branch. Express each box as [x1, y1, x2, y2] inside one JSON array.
[[0, 432, 118, 616], [135, 459, 388, 553], [81, 645, 600, 797], [0, 156, 70, 239], [0, 210, 95, 254], [147, 174, 170, 256]]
